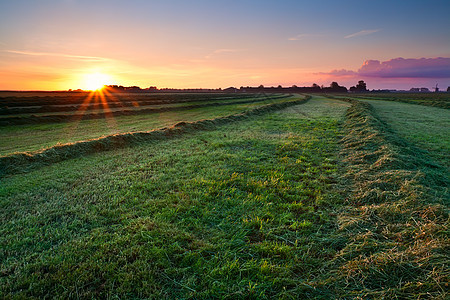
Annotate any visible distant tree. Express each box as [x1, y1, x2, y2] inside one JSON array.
[[356, 80, 367, 91], [258, 84, 264, 89], [447, 86, 450, 92], [330, 82, 339, 89], [277, 85, 282, 89], [327, 81, 348, 92], [312, 83, 320, 88], [349, 80, 368, 92]]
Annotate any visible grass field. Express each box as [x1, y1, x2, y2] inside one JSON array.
[[0, 93, 448, 298], [0, 94, 297, 155], [362, 99, 450, 168], [1, 97, 350, 298], [350, 92, 450, 109]]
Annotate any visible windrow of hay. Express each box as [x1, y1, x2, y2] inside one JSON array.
[[0, 96, 310, 178], [0, 94, 290, 126], [331, 98, 449, 298]]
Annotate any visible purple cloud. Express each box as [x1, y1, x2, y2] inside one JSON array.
[[359, 57, 450, 78], [320, 57, 450, 78]]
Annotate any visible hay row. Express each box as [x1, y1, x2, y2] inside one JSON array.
[[0, 94, 290, 126], [331, 98, 449, 298], [0, 96, 310, 178]]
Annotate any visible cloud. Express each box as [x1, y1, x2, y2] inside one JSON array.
[[358, 57, 450, 78], [4, 50, 110, 62], [288, 33, 321, 41], [205, 48, 244, 59], [213, 49, 241, 54], [318, 69, 357, 77], [288, 34, 310, 41], [344, 29, 380, 39], [319, 57, 450, 79]]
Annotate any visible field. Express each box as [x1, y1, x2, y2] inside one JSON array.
[[0, 92, 448, 298]]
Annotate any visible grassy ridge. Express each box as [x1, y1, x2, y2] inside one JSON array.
[[331, 98, 449, 298], [0, 97, 349, 298], [0, 96, 309, 178]]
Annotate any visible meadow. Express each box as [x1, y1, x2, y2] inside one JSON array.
[[0, 92, 448, 298]]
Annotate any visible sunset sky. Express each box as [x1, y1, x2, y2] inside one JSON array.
[[1, 0, 449, 91]]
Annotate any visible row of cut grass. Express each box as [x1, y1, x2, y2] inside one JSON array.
[[0, 96, 310, 178], [328, 98, 449, 298], [360, 99, 450, 169], [0, 94, 299, 156], [0, 94, 290, 125], [346, 92, 450, 109]]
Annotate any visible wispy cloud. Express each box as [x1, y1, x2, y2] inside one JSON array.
[[205, 48, 244, 59], [4, 50, 110, 62], [344, 29, 380, 39], [288, 33, 320, 41], [213, 49, 241, 54]]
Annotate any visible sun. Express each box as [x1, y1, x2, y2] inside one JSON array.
[[83, 73, 111, 91]]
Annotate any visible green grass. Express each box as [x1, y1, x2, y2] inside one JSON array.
[[0, 97, 349, 298], [2, 94, 448, 298], [0, 95, 299, 156], [351, 92, 450, 109], [361, 99, 450, 169]]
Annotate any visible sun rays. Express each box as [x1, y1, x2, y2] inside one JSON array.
[[64, 86, 123, 139]]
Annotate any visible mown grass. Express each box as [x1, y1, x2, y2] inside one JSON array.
[[330, 98, 449, 299], [350, 93, 450, 109], [0, 97, 350, 298], [0, 94, 298, 156], [361, 99, 450, 169]]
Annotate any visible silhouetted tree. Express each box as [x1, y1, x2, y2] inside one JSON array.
[[325, 81, 348, 92], [349, 80, 368, 92], [356, 80, 367, 91]]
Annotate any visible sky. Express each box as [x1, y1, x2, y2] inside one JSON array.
[[0, 0, 449, 90]]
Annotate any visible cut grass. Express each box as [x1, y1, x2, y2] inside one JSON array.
[[1, 94, 447, 298], [330, 98, 449, 298], [0, 96, 310, 178], [0, 94, 299, 156], [0, 94, 290, 125], [361, 99, 450, 169], [348, 93, 450, 109], [0, 97, 349, 298]]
